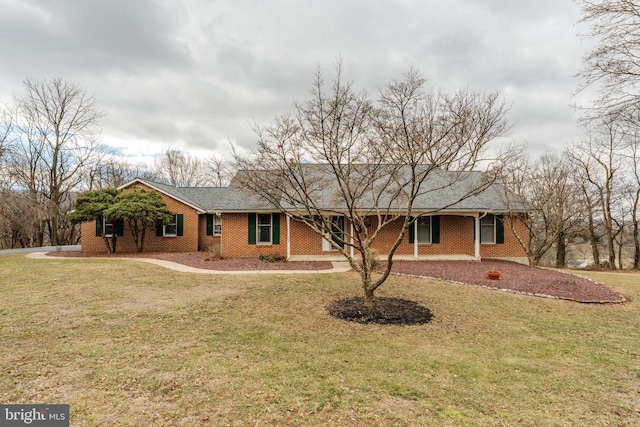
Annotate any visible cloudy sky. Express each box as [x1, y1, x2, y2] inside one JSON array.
[[0, 0, 594, 164]]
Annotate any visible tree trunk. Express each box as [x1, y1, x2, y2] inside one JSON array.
[[607, 229, 616, 270], [555, 231, 566, 268], [587, 210, 600, 265], [618, 240, 624, 270], [634, 219, 639, 270], [363, 287, 376, 308], [138, 227, 146, 253], [633, 196, 640, 270]]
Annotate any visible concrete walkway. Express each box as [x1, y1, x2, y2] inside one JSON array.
[[0, 245, 80, 255], [26, 251, 353, 275]]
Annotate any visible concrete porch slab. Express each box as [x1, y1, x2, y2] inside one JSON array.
[[288, 254, 480, 262]]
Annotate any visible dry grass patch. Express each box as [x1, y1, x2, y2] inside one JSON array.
[[1, 255, 639, 426]]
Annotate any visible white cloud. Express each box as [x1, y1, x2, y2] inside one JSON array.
[[0, 0, 594, 162]]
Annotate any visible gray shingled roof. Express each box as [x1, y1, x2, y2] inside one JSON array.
[[133, 165, 527, 213]]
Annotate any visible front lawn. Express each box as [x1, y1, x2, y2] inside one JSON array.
[[1, 254, 639, 426]]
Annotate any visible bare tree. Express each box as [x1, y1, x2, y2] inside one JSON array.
[[204, 154, 235, 187], [87, 158, 155, 190], [8, 77, 105, 246], [569, 114, 627, 269], [626, 117, 640, 268], [497, 147, 583, 267], [577, 0, 640, 114], [235, 65, 509, 307], [0, 106, 15, 187], [152, 147, 209, 187]]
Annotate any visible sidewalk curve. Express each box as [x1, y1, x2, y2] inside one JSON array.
[[26, 252, 352, 275]]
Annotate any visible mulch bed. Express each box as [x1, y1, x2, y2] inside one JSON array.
[[46, 251, 333, 271], [327, 297, 434, 325], [382, 259, 626, 304], [48, 252, 625, 303]]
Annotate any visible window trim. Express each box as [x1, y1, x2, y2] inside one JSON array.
[[416, 216, 432, 245], [213, 215, 222, 236], [103, 217, 114, 238], [257, 213, 272, 245], [480, 214, 496, 244], [324, 215, 345, 251], [164, 214, 178, 237]]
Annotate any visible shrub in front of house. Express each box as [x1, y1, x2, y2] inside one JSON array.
[[259, 253, 287, 263]]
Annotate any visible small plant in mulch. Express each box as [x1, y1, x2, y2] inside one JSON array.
[[258, 252, 287, 263], [327, 296, 433, 325], [204, 244, 223, 261]]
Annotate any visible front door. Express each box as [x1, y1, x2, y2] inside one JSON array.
[[322, 216, 344, 251]]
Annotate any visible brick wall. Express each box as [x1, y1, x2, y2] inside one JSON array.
[[221, 213, 288, 258], [367, 215, 476, 256], [222, 213, 527, 258], [480, 214, 528, 259], [198, 215, 221, 251], [80, 183, 200, 254], [289, 218, 323, 255], [82, 203, 529, 259]]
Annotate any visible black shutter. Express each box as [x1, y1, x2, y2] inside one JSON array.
[[272, 214, 280, 244], [248, 213, 256, 244], [206, 214, 213, 236], [115, 219, 124, 236], [95, 218, 102, 237], [177, 214, 184, 236], [496, 215, 505, 244], [432, 216, 440, 244]]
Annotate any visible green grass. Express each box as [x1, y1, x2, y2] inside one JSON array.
[[1, 254, 639, 426]]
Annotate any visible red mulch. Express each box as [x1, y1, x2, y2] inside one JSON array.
[[383, 259, 626, 303], [47, 252, 626, 303], [47, 251, 333, 271]]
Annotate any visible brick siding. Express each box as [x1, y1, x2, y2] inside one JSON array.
[[221, 213, 288, 258], [80, 183, 200, 254], [80, 182, 528, 260], [198, 215, 221, 251]]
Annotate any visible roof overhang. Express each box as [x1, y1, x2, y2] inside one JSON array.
[[119, 178, 206, 214]]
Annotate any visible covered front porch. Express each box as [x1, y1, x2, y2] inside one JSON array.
[[288, 254, 479, 262], [281, 210, 529, 265]]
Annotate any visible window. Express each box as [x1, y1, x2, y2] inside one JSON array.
[[103, 217, 114, 237], [257, 214, 272, 244], [248, 213, 280, 245], [480, 214, 496, 244], [409, 215, 440, 244], [416, 216, 431, 244], [322, 215, 345, 251], [213, 216, 221, 236], [164, 214, 178, 237], [207, 214, 222, 236], [97, 217, 123, 237]]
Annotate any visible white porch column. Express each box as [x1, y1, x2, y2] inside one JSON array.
[[474, 213, 480, 259], [286, 214, 291, 260], [414, 220, 418, 259]]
